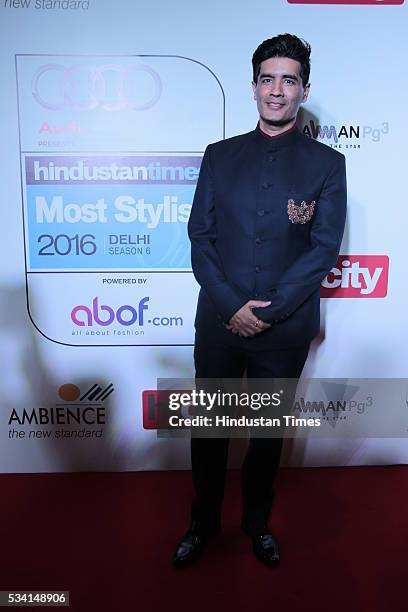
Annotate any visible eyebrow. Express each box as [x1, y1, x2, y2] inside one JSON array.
[[259, 73, 299, 82]]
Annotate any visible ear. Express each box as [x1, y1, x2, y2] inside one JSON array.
[[252, 80, 257, 100], [302, 83, 310, 103]]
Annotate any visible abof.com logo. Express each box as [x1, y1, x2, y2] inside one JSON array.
[[288, 1, 403, 5], [321, 255, 389, 297], [70, 297, 184, 333]]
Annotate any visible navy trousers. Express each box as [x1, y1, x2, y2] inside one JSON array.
[[191, 340, 310, 535]]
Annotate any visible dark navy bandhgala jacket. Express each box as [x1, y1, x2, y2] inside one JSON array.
[[187, 125, 347, 349]]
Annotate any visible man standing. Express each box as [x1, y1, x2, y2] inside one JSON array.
[[172, 33, 347, 567]]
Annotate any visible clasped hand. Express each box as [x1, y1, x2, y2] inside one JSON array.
[[225, 300, 271, 337]]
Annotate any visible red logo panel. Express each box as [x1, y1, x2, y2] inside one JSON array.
[[321, 255, 389, 298], [142, 390, 159, 429], [142, 390, 190, 429]]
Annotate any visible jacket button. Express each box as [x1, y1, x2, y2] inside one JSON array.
[[255, 266, 260, 272], [254, 293, 260, 297], [255, 238, 261, 245], [262, 182, 270, 189], [257, 210, 265, 216]]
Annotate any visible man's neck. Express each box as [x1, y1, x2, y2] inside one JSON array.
[[258, 118, 297, 139]]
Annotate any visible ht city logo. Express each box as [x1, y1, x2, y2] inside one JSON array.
[[321, 255, 389, 297]]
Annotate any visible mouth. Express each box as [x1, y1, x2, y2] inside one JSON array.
[[266, 101, 285, 110]]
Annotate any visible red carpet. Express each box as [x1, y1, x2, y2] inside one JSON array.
[[0, 466, 406, 612]]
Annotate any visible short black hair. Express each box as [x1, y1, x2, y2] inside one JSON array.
[[252, 34, 311, 87]]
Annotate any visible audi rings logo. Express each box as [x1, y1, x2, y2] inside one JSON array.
[[31, 63, 163, 111]]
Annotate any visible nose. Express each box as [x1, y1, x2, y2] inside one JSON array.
[[268, 79, 284, 96]]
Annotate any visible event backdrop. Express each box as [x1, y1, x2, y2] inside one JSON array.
[[0, 0, 407, 472]]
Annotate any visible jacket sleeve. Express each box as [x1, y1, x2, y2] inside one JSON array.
[[252, 153, 347, 324], [188, 145, 248, 322]]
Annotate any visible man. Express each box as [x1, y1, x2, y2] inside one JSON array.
[[172, 33, 347, 567]]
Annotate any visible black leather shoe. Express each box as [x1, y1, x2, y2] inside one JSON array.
[[172, 520, 219, 568], [241, 520, 280, 566], [251, 532, 280, 566]]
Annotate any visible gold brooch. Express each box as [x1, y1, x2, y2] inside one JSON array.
[[287, 199, 316, 224]]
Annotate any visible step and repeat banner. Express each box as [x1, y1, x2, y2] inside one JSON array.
[[18, 54, 222, 346], [0, 0, 407, 472]]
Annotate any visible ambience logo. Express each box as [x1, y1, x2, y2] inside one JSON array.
[[58, 382, 114, 403], [7, 382, 113, 439], [3, 1, 90, 9]]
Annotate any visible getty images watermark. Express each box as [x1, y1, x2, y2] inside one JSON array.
[[165, 388, 319, 431], [152, 378, 408, 439]]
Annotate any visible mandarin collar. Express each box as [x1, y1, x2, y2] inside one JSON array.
[[254, 121, 301, 149]]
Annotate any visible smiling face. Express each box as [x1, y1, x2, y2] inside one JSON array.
[[252, 56, 310, 135]]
